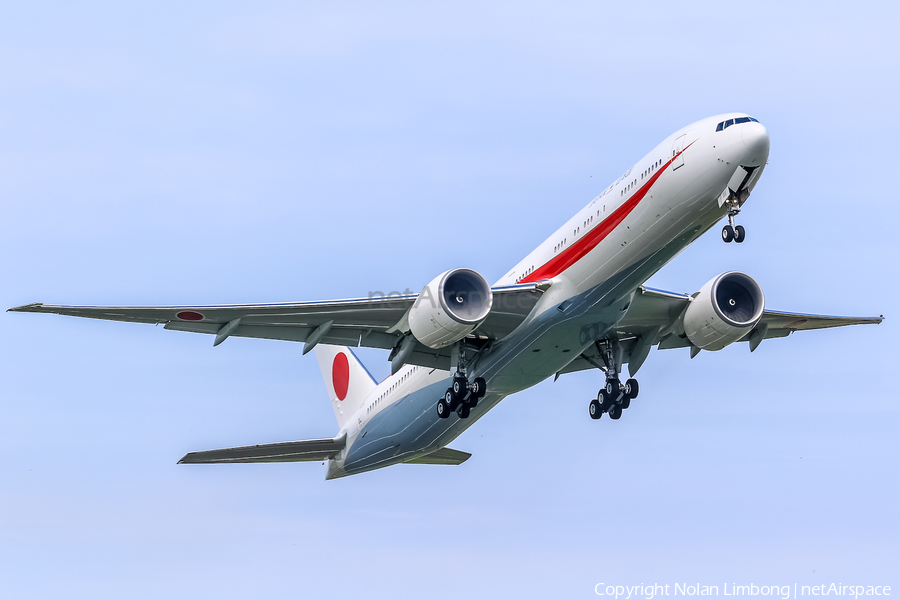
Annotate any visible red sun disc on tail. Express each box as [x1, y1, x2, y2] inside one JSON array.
[[332, 353, 350, 401]]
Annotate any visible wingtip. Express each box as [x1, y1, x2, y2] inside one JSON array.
[[7, 302, 44, 313]]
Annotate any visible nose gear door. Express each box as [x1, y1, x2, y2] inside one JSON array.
[[671, 134, 686, 171]]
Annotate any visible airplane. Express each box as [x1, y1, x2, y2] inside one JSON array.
[[9, 113, 883, 479]]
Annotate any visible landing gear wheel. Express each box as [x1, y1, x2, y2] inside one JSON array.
[[605, 379, 620, 399], [436, 398, 450, 419], [456, 404, 470, 419], [624, 378, 639, 399], [620, 397, 631, 410], [734, 225, 746, 243], [609, 405, 623, 420], [597, 389, 613, 408], [445, 389, 458, 411], [472, 377, 487, 398], [452, 377, 467, 397], [722, 225, 735, 243], [589, 399, 603, 420]]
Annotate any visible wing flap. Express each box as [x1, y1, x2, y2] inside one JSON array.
[[163, 321, 398, 349], [178, 434, 346, 464], [403, 447, 471, 465]]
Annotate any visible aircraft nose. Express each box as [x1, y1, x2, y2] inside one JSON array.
[[741, 122, 769, 167]]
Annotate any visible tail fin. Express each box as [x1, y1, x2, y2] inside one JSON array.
[[313, 345, 377, 430]]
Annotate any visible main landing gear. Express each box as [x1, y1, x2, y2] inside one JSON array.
[[436, 339, 487, 420], [436, 374, 486, 420], [588, 378, 639, 420], [587, 338, 640, 421]]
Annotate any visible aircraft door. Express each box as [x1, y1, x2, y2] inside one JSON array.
[[671, 134, 686, 171]]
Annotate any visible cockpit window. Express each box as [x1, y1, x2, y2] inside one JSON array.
[[715, 116, 759, 132]]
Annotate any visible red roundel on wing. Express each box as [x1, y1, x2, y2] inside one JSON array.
[[332, 353, 350, 401], [176, 311, 204, 321]]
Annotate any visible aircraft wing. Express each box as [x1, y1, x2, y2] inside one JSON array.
[[178, 434, 346, 464], [624, 286, 884, 346], [8, 283, 544, 369], [558, 286, 883, 377]]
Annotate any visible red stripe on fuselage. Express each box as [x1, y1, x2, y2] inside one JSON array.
[[519, 141, 696, 284]]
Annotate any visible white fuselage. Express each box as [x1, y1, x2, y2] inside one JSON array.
[[327, 113, 770, 478]]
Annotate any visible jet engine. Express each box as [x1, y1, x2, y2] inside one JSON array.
[[408, 268, 493, 349], [683, 271, 765, 351]]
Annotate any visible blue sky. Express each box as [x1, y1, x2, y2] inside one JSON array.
[[1, 2, 897, 598]]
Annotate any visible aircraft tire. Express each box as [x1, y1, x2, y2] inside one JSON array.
[[472, 377, 487, 398], [734, 225, 746, 243], [589, 399, 603, 419], [437, 399, 451, 419], [625, 378, 639, 399], [597, 389, 612, 408], [456, 404, 470, 419], [722, 225, 735, 243], [605, 379, 619, 397], [452, 377, 466, 397], [621, 397, 631, 410], [445, 389, 458, 410], [609, 405, 623, 420]]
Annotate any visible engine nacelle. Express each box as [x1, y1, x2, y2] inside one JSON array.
[[683, 271, 765, 351], [408, 268, 493, 349]]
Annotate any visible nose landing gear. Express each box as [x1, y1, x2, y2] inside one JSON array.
[[722, 223, 746, 243], [720, 163, 757, 244], [721, 193, 746, 243]]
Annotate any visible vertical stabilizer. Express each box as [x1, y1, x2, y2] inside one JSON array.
[[313, 345, 377, 430]]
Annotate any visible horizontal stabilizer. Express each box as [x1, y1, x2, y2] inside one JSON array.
[[178, 434, 345, 464], [404, 447, 471, 465]]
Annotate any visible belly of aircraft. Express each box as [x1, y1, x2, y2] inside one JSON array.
[[336, 169, 737, 477], [339, 380, 507, 476]]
